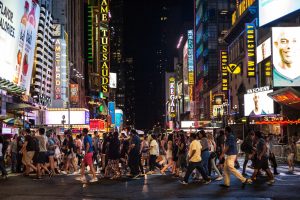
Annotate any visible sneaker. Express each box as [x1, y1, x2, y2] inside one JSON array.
[[180, 180, 188, 185], [60, 171, 67, 175], [146, 171, 153, 175], [90, 178, 98, 183], [49, 171, 54, 178], [215, 176, 223, 181], [267, 179, 275, 185], [219, 184, 230, 188], [75, 176, 87, 182], [203, 179, 211, 185], [132, 175, 140, 179]]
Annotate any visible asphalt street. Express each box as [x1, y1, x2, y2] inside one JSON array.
[[0, 164, 299, 200]]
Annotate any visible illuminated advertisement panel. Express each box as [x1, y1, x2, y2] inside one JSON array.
[[244, 86, 274, 116], [109, 72, 117, 88], [256, 38, 271, 64], [220, 50, 228, 91], [70, 84, 79, 105], [169, 77, 176, 118], [232, 0, 256, 25], [272, 27, 300, 87], [0, 0, 40, 94], [108, 101, 115, 125], [246, 23, 256, 77], [54, 39, 67, 101], [268, 87, 300, 109], [100, 0, 110, 94], [45, 109, 90, 125], [212, 94, 224, 118], [183, 41, 189, 112], [259, 0, 300, 27]]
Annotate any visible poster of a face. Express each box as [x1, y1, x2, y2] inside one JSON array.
[[244, 90, 274, 116], [272, 27, 300, 87]]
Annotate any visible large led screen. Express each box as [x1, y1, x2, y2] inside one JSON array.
[[256, 38, 271, 64], [0, 0, 40, 94], [244, 90, 274, 116], [259, 0, 300, 26], [272, 27, 300, 87], [45, 110, 90, 125]]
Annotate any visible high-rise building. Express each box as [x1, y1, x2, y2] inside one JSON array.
[[31, 5, 54, 107], [194, 0, 233, 120]]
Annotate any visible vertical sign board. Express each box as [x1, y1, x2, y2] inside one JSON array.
[[169, 77, 176, 118], [100, 0, 110, 94], [108, 101, 115, 125], [187, 30, 194, 101], [54, 39, 67, 102], [220, 50, 228, 91], [246, 23, 256, 77], [70, 84, 79, 105]]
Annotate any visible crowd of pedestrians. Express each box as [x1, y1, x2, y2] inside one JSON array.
[[0, 126, 298, 188]]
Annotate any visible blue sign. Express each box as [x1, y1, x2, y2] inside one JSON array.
[[115, 112, 123, 128], [108, 101, 115, 124], [85, 111, 90, 125]]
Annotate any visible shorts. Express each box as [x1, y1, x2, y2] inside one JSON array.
[[254, 156, 269, 170], [83, 152, 93, 166], [36, 152, 47, 164], [22, 151, 35, 165], [287, 153, 294, 162]]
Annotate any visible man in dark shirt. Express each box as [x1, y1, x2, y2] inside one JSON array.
[[128, 130, 141, 178], [220, 126, 251, 188]]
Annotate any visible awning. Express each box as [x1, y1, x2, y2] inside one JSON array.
[[0, 77, 25, 94], [268, 87, 300, 110], [7, 103, 40, 111]]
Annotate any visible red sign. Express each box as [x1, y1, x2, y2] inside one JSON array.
[[90, 119, 105, 130]]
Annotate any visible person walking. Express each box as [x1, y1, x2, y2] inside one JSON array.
[[207, 133, 223, 181], [241, 131, 255, 176], [287, 139, 296, 173], [140, 135, 149, 174], [219, 126, 252, 188], [180, 133, 211, 185], [76, 128, 98, 183], [21, 129, 37, 176], [266, 135, 279, 175], [128, 130, 141, 178], [199, 130, 210, 176], [0, 136, 8, 179], [160, 134, 175, 175], [10, 134, 18, 173], [148, 134, 159, 174], [106, 132, 121, 179], [35, 128, 51, 179], [251, 131, 275, 185]]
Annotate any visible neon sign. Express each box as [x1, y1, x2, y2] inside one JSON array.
[[169, 77, 176, 118]]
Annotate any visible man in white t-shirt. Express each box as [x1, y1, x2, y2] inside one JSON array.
[[148, 134, 159, 174]]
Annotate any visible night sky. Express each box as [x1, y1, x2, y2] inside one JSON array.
[[124, 0, 193, 130]]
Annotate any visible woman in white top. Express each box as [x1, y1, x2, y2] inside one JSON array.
[[160, 134, 174, 175], [207, 133, 223, 181]]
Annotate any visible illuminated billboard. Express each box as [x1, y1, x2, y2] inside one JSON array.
[[169, 77, 176, 118], [259, 0, 300, 27], [246, 23, 256, 77], [183, 41, 189, 112], [0, 0, 40, 94], [256, 38, 271, 64], [100, 0, 110, 94], [220, 50, 228, 91], [70, 84, 79, 105], [268, 87, 300, 110], [45, 109, 90, 125], [109, 72, 117, 88], [272, 27, 300, 87], [244, 86, 274, 116], [54, 39, 67, 102]]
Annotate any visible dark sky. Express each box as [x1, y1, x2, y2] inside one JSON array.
[[124, 0, 193, 130]]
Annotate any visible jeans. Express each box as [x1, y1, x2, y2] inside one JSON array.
[[128, 150, 139, 176], [0, 156, 7, 176], [269, 152, 278, 173], [184, 161, 209, 183], [201, 150, 210, 175], [11, 152, 17, 173], [16, 153, 23, 173], [149, 155, 160, 171], [224, 155, 246, 186]]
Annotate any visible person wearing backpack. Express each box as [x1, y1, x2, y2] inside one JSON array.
[[242, 131, 255, 176]]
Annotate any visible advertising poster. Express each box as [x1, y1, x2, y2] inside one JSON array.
[[70, 84, 79, 105], [272, 27, 300, 87], [256, 38, 271, 64], [108, 101, 115, 125], [213, 105, 224, 118], [244, 88, 274, 116], [183, 41, 189, 112], [259, 0, 300, 27], [109, 72, 117, 88], [246, 23, 256, 77], [0, 0, 40, 94]]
